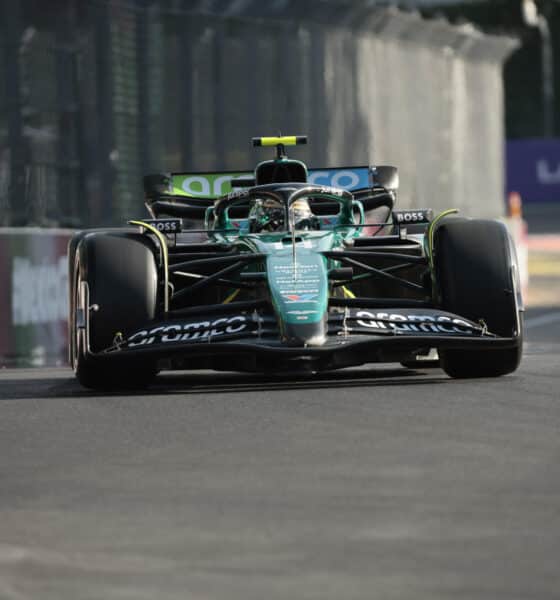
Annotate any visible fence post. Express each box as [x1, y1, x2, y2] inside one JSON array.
[[94, 0, 115, 224]]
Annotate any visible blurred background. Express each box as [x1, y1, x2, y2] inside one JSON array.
[[0, 0, 525, 227], [1, 0, 559, 364]]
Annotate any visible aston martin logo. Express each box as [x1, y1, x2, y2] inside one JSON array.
[[283, 293, 318, 303]]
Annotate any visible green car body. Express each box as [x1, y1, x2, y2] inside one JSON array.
[[68, 137, 523, 388]]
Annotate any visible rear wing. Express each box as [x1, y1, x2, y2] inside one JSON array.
[[143, 166, 397, 220], [166, 166, 372, 199]]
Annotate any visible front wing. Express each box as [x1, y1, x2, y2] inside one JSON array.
[[85, 307, 521, 372]]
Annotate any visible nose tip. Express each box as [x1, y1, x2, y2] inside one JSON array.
[[283, 322, 327, 347]]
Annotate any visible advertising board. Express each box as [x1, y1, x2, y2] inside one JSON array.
[[507, 139, 560, 204], [0, 229, 72, 366]]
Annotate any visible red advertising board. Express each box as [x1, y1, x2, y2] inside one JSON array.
[[0, 229, 74, 366]]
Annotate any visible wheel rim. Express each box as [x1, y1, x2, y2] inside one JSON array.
[[72, 265, 85, 372]]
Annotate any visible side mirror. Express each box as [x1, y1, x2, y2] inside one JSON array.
[[371, 166, 399, 193]]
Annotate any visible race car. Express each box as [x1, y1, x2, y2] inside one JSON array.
[[68, 136, 523, 389]]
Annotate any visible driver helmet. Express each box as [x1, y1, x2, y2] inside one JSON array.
[[249, 198, 285, 232], [291, 198, 314, 230]]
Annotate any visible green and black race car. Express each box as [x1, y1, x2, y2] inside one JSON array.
[[68, 136, 523, 390]]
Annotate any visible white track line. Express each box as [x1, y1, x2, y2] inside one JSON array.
[[525, 311, 560, 329]]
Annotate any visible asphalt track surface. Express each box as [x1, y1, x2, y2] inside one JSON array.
[[1, 307, 559, 600]]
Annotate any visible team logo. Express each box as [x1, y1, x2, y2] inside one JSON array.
[[283, 293, 318, 303], [354, 311, 476, 334], [127, 315, 248, 346]]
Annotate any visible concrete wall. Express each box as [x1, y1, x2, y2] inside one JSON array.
[[0, 3, 517, 227]]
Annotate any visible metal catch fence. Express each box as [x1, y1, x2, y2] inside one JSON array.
[[0, 0, 517, 227]]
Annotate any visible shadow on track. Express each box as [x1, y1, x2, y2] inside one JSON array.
[[152, 367, 447, 396], [1, 365, 447, 400]]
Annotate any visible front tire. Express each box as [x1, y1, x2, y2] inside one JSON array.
[[434, 219, 523, 378], [70, 232, 159, 390]]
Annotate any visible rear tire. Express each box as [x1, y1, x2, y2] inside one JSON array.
[[434, 219, 523, 378], [71, 232, 159, 390]]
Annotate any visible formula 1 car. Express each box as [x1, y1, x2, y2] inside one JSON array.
[[68, 136, 523, 389]]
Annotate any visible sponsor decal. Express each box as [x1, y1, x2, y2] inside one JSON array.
[[140, 219, 182, 233], [226, 189, 250, 201], [354, 311, 476, 335], [308, 168, 369, 190], [172, 173, 251, 198], [127, 315, 248, 347], [315, 185, 346, 197], [282, 293, 318, 303], [392, 210, 432, 225], [177, 173, 249, 197], [172, 167, 370, 199], [287, 309, 319, 322]]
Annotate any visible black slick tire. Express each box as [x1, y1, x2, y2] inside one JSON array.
[[71, 232, 159, 390], [434, 219, 523, 378]]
